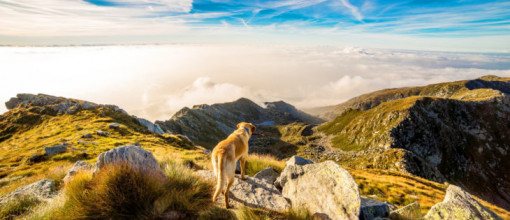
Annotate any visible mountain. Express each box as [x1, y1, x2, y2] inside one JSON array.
[[311, 75, 510, 211], [311, 75, 510, 120], [155, 98, 324, 150]]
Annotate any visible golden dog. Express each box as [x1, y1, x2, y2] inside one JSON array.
[[211, 122, 256, 208]]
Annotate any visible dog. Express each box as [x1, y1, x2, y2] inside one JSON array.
[[211, 122, 256, 208]]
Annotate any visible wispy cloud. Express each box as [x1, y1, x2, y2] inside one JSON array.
[[339, 0, 363, 21]]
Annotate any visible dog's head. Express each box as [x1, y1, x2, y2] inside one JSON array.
[[237, 122, 256, 134]]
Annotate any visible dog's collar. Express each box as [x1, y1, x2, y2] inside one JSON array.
[[242, 127, 250, 136]]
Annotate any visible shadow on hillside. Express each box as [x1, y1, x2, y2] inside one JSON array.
[[248, 126, 298, 160]]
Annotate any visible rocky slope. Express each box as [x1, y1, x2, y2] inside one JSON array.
[[155, 98, 324, 149], [314, 76, 510, 211]]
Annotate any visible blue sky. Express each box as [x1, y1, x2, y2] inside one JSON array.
[[0, 0, 509, 51]]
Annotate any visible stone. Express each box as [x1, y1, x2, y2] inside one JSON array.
[[94, 144, 164, 177], [360, 196, 390, 220], [109, 123, 120, 129], [0, 179, 55, 204], [81, 133, 93, 139], [279, 161, 360, 220], [96, 130, 109, 136], [194, 170, 290, 211], [44, 144, 67, 156], [63, 161, 91, 183], [274, 155, 314, 188], [389, 201, 422, 220], [423, 185, 502, 220], [253, 168, 279, 184]]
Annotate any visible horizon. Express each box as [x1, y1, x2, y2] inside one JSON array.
[[1, 44, 510, 121], [2, 0, 510, 121]]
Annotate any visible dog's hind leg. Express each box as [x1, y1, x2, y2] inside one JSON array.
[[224, 176, 234, 209], [212, 154, 225, 202]]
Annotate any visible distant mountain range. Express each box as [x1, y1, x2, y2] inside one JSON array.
[[155, 98, 324, 149]]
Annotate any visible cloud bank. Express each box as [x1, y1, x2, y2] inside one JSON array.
[[0, 45, 509, 121]]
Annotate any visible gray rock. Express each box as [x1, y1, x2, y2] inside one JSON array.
[[360, 196, 390, 220], [274, 155, 313, 188], [279, 161, 360, 220], [423, 185, 502, 220], [109, 123, 120, 129], [389, 201, 422, 220], [253, 168, 279, 184], [0, 179, 55, 204], [44, 144, 67, 156], [204, 149, 211, 154], [136, 117, 165, 134], [81, 133, 93, 139], [63, 161, 91, 183], [96, 130, 109, 136], [94, 144, 164, 177], [195, 170, 290, 211]]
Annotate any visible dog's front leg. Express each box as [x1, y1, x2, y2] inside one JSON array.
[[240, 156, 247, 180]]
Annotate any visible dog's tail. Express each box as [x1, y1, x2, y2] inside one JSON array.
[[212, 153, 226, 202]]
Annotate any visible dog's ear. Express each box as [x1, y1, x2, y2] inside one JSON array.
[[250, 124, 256, 133], [237, 123, 242, 128]]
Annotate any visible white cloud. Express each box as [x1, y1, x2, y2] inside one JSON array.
[[1, 45, 509, 121], [164, 77, 259, 114]]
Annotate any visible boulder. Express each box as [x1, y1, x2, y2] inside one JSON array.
[[423, 185, 501, 220], [253, 168, 279, 184], [136, 117, 165, 134], [0, 179, 55, 204], [44, 144, 67, 156], [389, 201, 422, 220], [194, 170, 290, 211], [63, 161, 92, 183], [279, 161, 360, 220], [94, 144, 164, 177], [274, 155, 313, 188], [360, 196, 390, 220]]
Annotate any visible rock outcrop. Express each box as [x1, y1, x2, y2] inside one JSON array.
[[278, 160, 361, 220], [0, 179, 55, 204], [195, 170, 290, 211], [94, 144, 164, 176], [359, 196, 390, 220], [63, 160, 92, 183], [424, 185, 502, 220], [44, 143, 68, 156]]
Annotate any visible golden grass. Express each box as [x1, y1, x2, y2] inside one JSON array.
[[349, 168, 510, 218], [244, 153, 285, 176], [235, 206, 312, 220], [0, 194, 41, 219]]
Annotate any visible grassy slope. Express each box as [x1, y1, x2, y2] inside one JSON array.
[[0, 107, 207, 197]]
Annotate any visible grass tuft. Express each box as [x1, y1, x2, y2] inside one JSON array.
[[0, 194, 41, 219]]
